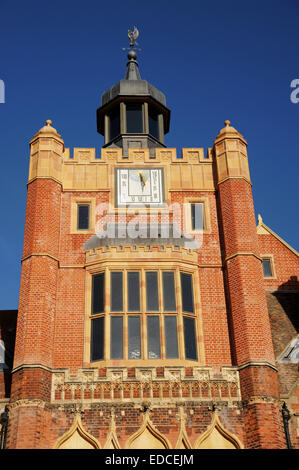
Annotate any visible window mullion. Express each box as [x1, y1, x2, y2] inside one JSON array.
[[124, 314, 128, 360], [105, 267, 110, 360], [160, 314, 165, 359]]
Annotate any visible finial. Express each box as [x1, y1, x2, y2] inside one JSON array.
[[46, 119, 52, 126], [224, 120, 231, 127], [258, 214, 263, 225], [127, 49, 137, 61]]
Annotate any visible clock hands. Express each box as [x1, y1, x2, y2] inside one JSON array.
[[138, 171, 147, 191]]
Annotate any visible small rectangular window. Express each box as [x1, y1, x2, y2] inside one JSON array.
[[146, 272, 159, 311], [77, 204, 90, 230], [162, 272, 176, 311], [109, 106, 120, 140], [92, 273, 105, 314], [128, 316, 141, 359], [262, 258, 273, 277], [110, 316, 123, 359], [91, 317, 104, 361], [147, 316, 161, 359], [111, 272, 123, 311], [191, 203, 204, 231], [180, 273, 194, 313], [128, 272, 140, 311], [149, 107, 159, 139], [126, 103, 143, 133], [183, 317, 197, 361], [165, 316, 179, 358]]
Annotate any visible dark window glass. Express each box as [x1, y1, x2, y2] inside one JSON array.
[[147, 316, 161, 359], [126, 103, 143, 133], [162, 272, 176, 311], [91, 317, 104, 361], [78, 205, 89, 230], [180, 273, 194, 313], [191, 203, 204, 230], [149, 107, 159, 139], [165, 316, 179, 358], [146, 272, 159, 311], [262, 258, 272, 277], [183, 317, 197, 360], [128, 316, 141, 359], [111, 272, 123, 311], [128, 272, 140, 311], [109, 107, 120, 140], [92, 273, 105, 314], [110, 316, 123, 359]]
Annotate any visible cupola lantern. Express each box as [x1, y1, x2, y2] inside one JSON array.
[[96, 32, 170, 156]]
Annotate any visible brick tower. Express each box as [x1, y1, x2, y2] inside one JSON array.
[[5, 41, 298, 450], [214, 121, 285, 448]]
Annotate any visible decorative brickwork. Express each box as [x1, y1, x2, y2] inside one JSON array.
[[5, 114, 298, 449]]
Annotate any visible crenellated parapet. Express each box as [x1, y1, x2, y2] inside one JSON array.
[[28, 141, 215, 192]]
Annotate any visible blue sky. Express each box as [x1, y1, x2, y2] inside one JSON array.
[[0, 0, 298, 308]]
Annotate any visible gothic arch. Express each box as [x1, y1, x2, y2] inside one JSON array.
[[54, 414, 101, 449], [175, 407, 192, 449], [194, 413, 243, 449], [104, 432, 121, 449], [125, 412, 171, 449], [175, 430, 192, 449], [104, 411, 121, 449]]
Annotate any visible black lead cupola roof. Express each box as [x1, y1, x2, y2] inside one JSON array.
[[96, 29, 171, 156]]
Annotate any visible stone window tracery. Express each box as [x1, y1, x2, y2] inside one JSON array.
[[89, 267, 199, 363]]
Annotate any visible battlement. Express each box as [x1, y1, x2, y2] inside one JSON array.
[[28, 146, 216, 191], [63, 147, 213, 164]]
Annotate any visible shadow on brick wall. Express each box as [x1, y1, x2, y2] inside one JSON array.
[[0, 310, 17, 398], [275, 276, 299, 335]]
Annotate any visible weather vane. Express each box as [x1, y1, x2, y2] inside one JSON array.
[[122, 26, 141, 52]]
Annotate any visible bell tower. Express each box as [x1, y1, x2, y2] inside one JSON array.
[[96, 44, 170, 156]]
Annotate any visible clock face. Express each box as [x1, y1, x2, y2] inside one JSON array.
[[116, 168, 164, 206]]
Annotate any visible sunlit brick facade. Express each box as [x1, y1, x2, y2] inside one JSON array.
[[1, 49, 298, 449]]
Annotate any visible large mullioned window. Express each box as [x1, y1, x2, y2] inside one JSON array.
[[90, 269, 198, 363]]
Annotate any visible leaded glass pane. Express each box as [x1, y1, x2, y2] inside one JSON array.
[[128, 316, 141, 359], [147, 316, 161, 359], [146, 272, 159, 311], [180, 273, 194, 313], [262, 258, 272, 277], [128, 272, 140, 311], [162, 272, 176, 311], [92, 273, 105, 314], [78, 205, 89, 230], [183, 317, 197, 360], [191, 203, 204, 231], [110, 316, 123, 359], [91, 317, 104, 361], [165, 316, 179, 358], [111, 272, 123, 311]]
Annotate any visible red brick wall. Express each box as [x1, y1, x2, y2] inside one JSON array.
[[217, 178, 275, 365], [171, 191, 232, 366], [6, 404, 245, 449], [258, 232, 299, 291]]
